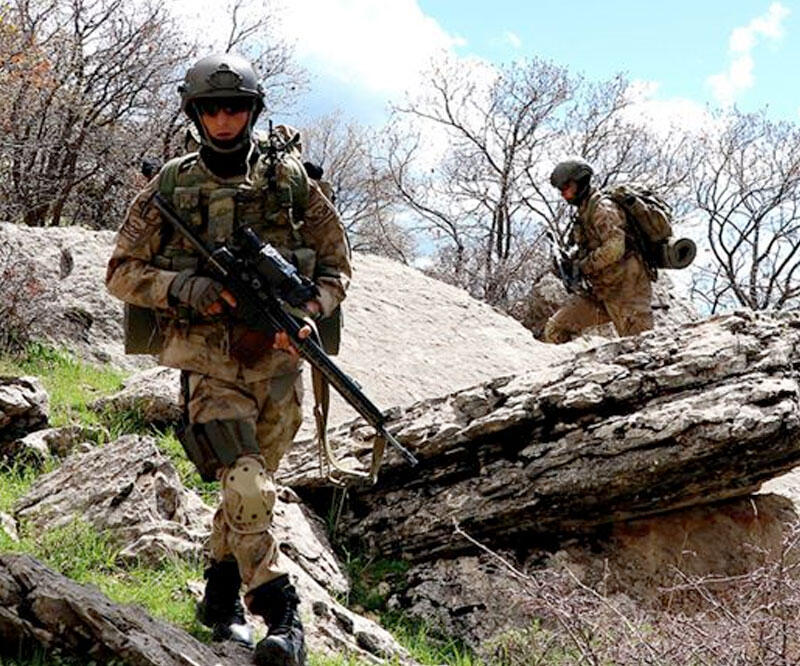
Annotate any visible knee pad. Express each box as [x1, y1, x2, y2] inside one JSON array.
[[222, 454, 277, 535]]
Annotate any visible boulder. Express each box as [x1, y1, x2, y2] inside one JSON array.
[[14, 435, 211, 565], [7, 425, 102, 465], [90, 366, 182, 425], [0, 377, 49, 445], [0, 223, 150, 371], [0, 553, 250, 666]]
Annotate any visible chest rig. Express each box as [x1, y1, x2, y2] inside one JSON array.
[[154, 143, 312, 278]]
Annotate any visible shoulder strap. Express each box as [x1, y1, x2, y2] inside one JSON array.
[[158, 153, 197, 198], [584, 190, 605, 221]]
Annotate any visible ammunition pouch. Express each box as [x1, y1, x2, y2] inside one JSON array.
[[152, 255, 200, 272], [123, 304, 165, 355], [178, 419, 260, 482], [317, 305, 342, 355]]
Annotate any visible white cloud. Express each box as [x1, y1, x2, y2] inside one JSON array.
[[707, 2, 790, 107], [504, 31, 522, 49], [624, 79, 713, 136], [277, 0, 465, 100]]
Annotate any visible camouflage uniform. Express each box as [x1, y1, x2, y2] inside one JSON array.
[[544, 188, 653, 343], [106, 148, 351, 592]]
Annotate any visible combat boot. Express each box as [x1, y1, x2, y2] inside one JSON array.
[[196, 559, 255, 648], [247, 575, 306, 666]]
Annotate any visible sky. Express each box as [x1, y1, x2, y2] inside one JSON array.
[[267, 0, 799, 127]]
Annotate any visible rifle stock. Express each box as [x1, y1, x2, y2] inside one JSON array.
[[151, 192, 418, 476]]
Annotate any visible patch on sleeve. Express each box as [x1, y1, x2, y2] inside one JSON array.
[[304, 182, 340, 228], [118, 192, 162, 246]]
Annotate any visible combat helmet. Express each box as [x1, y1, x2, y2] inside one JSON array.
[[178, 52, 265, 153], [550, 157, 593, 205]]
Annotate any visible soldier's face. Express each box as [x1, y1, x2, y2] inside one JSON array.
[[198, 105, 251, 142], [560, 181, 578, 202]]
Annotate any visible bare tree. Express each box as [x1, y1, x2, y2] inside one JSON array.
[[385, 56, 574, 306], [691, 110, 800, 312], [0, 0, 191, 227], [221, 0, 305, 116], [0, 0, 304, 230], [301, 113, 414, 262]]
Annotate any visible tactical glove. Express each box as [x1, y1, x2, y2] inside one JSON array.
[[168, 270, 225, 314]]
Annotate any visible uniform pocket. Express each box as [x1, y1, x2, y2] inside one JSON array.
[[173, 187, 202, 227], [207, 188, 238, 242]]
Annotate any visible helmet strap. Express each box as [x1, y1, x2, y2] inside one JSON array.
[[571, 176, 592, 206]]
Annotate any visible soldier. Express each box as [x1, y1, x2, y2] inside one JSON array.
[[106, 53, 351, 666], [543, 158, 654, 343]]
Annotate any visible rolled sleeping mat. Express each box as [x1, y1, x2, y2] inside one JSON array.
[[658, 237, 696, 269]]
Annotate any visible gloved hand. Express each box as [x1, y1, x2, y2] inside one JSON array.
[[168, 270, 226, 315]]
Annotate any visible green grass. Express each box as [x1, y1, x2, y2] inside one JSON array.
[[0, 344, 486, 666], [0, 517, 207, 648], [0, 462, 40, 513], [342, 556, 480, 665], [0, 342, 126, 430]]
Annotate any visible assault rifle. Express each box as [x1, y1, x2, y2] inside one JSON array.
[[547, 230, 590, 296], [151, 192, 418, 480]]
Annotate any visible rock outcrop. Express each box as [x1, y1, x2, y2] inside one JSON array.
[[0, 223, 149, 371], [9, 434, 415, 663], [397, 493, 797, 653], [0, 554, 250, 666], [285, 311, 800, 561]]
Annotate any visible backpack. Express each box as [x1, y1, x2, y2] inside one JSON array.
[[602, 184, 673, 270]]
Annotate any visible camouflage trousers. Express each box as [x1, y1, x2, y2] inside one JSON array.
[[182, 370, 303, 592], [544, 257, 654, 344]]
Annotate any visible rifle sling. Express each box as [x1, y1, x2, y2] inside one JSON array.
[[308, 321, 371, 483]]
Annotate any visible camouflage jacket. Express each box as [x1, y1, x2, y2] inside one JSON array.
[[572, 188, 645, 294], [106, 141, 351, 383]]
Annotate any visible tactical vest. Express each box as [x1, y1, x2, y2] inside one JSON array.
[[124, 144, 342, 355]]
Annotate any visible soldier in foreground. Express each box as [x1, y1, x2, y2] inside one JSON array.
[[106, 53, 351, 666], [544, 158, 654, 343]]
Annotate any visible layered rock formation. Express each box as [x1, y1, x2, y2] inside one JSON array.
[[285, 311, 800, 562]]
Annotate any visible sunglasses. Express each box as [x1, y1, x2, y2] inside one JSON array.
[[195, 99, 253, 116]]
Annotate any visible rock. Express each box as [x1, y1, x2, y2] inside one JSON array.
[[399, 494, 797, 654], [287, 311, 800, 561], [8, 425, 103, 465], [0, 553, 250, 665], [0, 376, 49, 445], [0, 513, 18, 542], [13, 435, 211, 565], [90, 366, 182, 424], [0, 223, 150, 372], [273, 487, 349, 597]]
